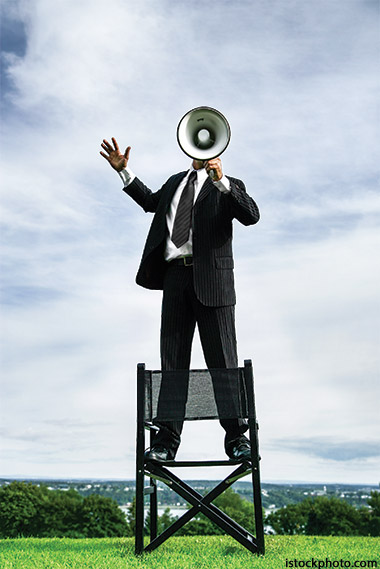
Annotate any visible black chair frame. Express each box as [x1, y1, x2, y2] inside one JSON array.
[[135, 359, 265, 555]]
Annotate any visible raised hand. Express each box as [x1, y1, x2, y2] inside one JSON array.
[[100, 138, 131, 172]]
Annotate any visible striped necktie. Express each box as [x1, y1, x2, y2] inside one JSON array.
[[171, 170, 197, 248]]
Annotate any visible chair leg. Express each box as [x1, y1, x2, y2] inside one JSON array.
[[249, 419, 265, 554], [244, 359, 265, 555], [135, 363, 146, 554], [252, 468, 265, 554], [149, 477, 158, 540], [135, 466, 144, 554]]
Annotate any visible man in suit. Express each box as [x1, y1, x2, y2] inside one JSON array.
[[100, 137, 260, 462]]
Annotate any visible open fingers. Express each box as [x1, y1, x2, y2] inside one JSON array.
[[111, 137, 120, 152], [101, 139, 114, 154], [99, 151, 111, 161], [101, 138, 121, 152]]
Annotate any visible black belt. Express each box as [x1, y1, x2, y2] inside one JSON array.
[[169, 256, 193, 266]]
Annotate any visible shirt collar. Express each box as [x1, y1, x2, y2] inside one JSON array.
[[190, 163, 208, 185]]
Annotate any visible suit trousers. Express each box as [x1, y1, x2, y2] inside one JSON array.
[[153, 261, 248, 458]]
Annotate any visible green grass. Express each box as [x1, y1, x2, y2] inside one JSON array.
[[0, 536, 379, 569]]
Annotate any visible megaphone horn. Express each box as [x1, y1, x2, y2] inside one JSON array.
[[177, 106, 231, 162]]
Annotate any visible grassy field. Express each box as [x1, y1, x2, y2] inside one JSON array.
[[0, 535, 379, 569]]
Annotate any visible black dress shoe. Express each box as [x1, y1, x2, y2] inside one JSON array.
[[144, 445, 170, 462], [227, 439, 252, 461]]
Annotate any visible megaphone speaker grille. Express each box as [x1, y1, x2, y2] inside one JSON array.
[[177, 107, 231, 160]]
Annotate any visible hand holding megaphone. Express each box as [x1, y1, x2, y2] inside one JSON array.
[[204, 157, 223, 181]]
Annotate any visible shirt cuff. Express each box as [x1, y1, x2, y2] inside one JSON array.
[[213, 174, 231, 194], [118, 167, 136, 187]]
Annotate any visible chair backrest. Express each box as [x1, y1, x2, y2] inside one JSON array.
[[140, 362, 256, 423]]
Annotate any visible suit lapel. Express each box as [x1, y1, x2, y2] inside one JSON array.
[[164, 171, 188, 211], [195, 176, 214, 205]]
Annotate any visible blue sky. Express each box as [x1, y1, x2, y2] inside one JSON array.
[[1, 0, 379, 483]]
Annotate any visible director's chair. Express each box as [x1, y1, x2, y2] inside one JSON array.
[[135, 359, 265, 555]]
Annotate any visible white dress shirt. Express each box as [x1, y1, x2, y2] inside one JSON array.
[[119, 165, 231, 261]]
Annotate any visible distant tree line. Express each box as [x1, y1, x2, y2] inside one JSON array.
[[0, 482, 129, 538], [0, 481, 379, 538], [266, 491, 380, 537]]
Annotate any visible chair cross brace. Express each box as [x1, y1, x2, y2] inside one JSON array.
[[144, 460, 259, 554]]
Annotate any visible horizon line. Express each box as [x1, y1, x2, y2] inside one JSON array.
[[0, 475, 378, 487]]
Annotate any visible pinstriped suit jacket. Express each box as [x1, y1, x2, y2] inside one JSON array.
[[123, 171, 260, 307]]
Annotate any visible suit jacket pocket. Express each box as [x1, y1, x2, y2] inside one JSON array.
[[215, 257, 234, 269]]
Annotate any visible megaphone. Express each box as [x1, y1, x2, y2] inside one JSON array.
[[177, 106, 231, 162]]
